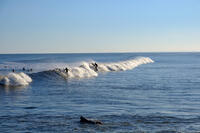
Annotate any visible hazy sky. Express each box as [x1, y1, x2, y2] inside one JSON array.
[[0, 0, 200, 53]]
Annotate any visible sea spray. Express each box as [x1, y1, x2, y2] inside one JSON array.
[[96, 57, 154, 72], [67, 62, 98, 78]]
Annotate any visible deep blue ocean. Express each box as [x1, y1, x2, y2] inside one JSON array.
[[0, 52, 200, 133]]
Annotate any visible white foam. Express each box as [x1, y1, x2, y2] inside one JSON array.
[[55, 62, 98, 78], [0, 72, 32, 86], [54, 57, 154, 79], [97, 57, 154, 72]]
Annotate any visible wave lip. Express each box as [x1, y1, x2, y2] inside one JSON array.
[[97, 57, 154, 72], [0, 72, 32, 86]]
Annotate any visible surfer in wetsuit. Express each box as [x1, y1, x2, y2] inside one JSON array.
[[94, 63, 98, 71], [64, 67, 69, 73], [92, 62, 98, 72]]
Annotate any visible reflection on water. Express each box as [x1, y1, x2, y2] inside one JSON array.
[[0, 84, 28, 94], [0, 85, 29, 105]]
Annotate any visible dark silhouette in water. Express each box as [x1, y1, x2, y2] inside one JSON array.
[[24, 106, 37, 109], [12, 69, 15, 72], [95, 63, 98, 68], [80, 116, 102, 125], [27, 68, 33, 72], [22, 67, 33, 72], [64, 67, 69, 73], [92, 62, 98, 72]]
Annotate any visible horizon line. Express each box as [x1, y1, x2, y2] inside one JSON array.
[[0, 51, 199, 55]]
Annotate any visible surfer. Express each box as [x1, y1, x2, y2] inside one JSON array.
[[64, 67, 69, 73], [12, 69, 15, 72], [92, 62, 98, 72], [22, 67, 32, 72], [95, 63, 98, 68]]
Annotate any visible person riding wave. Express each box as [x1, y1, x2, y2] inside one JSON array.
[[92, 62, 98, 72]]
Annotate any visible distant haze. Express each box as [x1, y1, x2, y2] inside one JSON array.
[[0, 0, 200, 53]]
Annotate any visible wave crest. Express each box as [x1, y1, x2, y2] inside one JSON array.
[[39, 57, 154, 79], [98, 57, 154, 72]]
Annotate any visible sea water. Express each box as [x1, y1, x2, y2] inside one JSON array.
[[0, 53, 200, 132]]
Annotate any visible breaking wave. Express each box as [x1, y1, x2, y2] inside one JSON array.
[[0, 72, 32, 87], [0, 57, 154, 86], [37, 57, 154, 79]]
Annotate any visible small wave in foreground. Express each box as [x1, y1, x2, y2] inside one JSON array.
[[0, 72, 32, 86]]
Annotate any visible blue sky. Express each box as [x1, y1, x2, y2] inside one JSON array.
[[0, 0, 200, 53]]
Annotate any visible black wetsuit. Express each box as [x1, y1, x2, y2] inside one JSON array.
[[65, 68, 69, 73], [92, 63, 98, 72]]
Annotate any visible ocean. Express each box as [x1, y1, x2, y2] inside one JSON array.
[[0, 52, 200, 132]]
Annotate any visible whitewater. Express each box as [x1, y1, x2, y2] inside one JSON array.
[[0, 57, 154, 86]]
